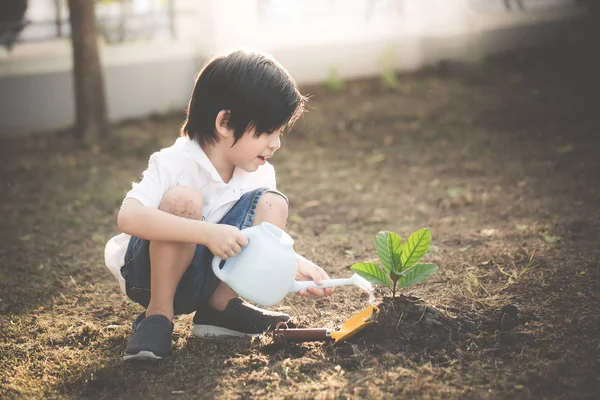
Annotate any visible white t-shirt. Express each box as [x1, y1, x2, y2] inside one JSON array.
[[104, 136, 277, 293]]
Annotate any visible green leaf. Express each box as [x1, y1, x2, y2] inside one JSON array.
[[351, 262, 391, 288], [396, 263, 438, 290], [376, 231, 392, 273], [376, 231, 402, 274], [401, 228, 431, 271]]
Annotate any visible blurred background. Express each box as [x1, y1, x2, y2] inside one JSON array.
[[0, 0, 595, 136]]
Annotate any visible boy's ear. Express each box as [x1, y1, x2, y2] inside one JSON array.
[[215, 110, 233, 138]]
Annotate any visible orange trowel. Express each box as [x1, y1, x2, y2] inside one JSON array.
[[273, 305, 379, 343]]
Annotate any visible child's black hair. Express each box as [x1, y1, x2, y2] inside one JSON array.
[[181, 49, 306, 147]]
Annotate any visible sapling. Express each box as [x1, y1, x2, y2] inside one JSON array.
[[351, 228, 438, 298]]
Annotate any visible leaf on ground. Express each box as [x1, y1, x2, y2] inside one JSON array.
[[459, 246, 470, 252], [447, 187, 464, 198], [556, 144, 574, 153], [367, 153, 386, 164], [104, 325, 124, 330], [91, 233, 105, 243], [300, 200, 321, 211], [428, 245, 440, 253], [544, 235, 561, 244], [516, 224, 529, 231], [289, 214, 305, 224]]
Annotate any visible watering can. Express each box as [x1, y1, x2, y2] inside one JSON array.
[[212, 222, 371, 306]]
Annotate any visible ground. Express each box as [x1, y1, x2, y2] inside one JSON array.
[[1, 39, 599, 399]]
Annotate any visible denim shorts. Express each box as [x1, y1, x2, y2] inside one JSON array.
[[120, 187, 287, 315]]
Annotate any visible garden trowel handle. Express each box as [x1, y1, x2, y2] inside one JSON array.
[[274, 328, 331, 342]]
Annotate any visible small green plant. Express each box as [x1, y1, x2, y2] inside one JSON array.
[[378, 45, 399, 89], [351, 228, 438, 298], [467, 41, 487, 80], [325, 67, 345, 91], [498, 250, 538, 290]]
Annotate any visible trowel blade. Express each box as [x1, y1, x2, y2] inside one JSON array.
[[330, 305, 380, 342]]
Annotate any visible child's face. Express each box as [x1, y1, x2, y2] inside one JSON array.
[[226, 127, 283, 172]]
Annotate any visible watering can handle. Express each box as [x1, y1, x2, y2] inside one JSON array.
[[211, 225, 261, 282], [211, 255, 228, 281]]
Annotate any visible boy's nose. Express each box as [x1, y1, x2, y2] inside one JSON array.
[[269, 137, 281, 151]]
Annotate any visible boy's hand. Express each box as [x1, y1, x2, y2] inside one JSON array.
[[295, 254, 334, 297], [206, 224, 248, 260]]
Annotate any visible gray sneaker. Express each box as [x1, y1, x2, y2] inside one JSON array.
[[131, 311, 145, 332], [123, 314, 174, 361]]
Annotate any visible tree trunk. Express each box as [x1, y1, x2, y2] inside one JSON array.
[[67, 0, 109, 139]]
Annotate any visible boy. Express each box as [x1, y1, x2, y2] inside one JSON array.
[[104, 49, 333, 361]]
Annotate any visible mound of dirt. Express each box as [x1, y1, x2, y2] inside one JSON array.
[[264, 295, 533, 366], [324, 295, 539, 373], [328, 295, 477, 367]]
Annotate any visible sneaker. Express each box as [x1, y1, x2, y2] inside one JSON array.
[[192, 298, 291, 338], [131, 311, 145, 332], [123, 314, 174, 361]]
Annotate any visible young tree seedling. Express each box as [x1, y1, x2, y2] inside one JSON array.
[[351, 228, 438, 298]]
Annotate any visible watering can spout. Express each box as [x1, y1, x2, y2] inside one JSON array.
[[289, 273, 372, 294]]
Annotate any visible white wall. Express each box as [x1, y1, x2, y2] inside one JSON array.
[[0, 0, 586, 135]]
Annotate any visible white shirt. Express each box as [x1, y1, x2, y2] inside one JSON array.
[[104, 136, 277, 293]]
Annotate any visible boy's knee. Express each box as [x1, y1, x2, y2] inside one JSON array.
[[256, 191, 288, 228], [159, 186, 203, 220]]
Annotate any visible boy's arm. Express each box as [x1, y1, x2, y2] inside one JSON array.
[[118, 198, 247, 259], [118, 198, 209, 243]]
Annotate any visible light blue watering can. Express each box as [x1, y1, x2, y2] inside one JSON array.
[[212, 222, 371, 306]]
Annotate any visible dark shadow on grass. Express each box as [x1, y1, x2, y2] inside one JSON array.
[[56, 335, 257, 399]]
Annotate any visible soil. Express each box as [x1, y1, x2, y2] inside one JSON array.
[[1, 36, 599, 399]]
